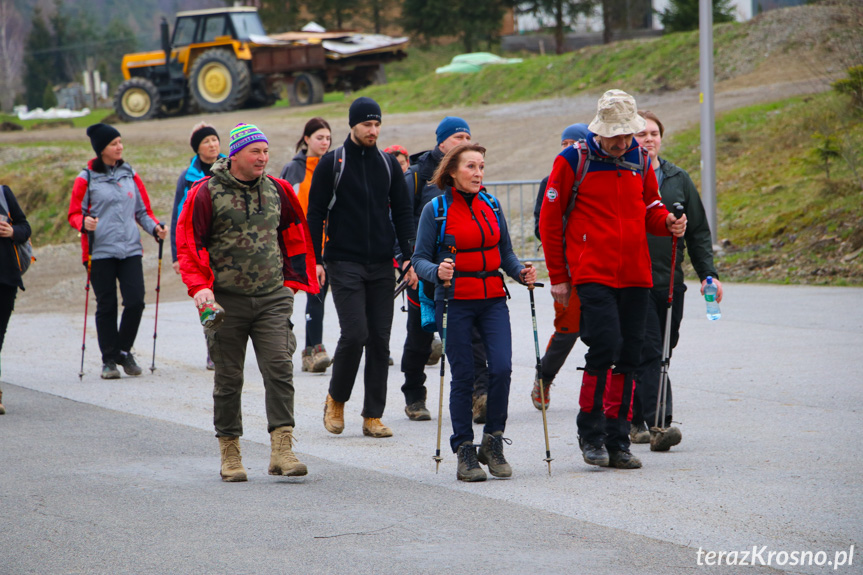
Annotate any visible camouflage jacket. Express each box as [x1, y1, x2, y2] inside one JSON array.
[[175, 157, 319, 298]]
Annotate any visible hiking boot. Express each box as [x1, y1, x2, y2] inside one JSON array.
[[310, 344, 331, 372], [0, 389, 5, 415], [630, 421, 650, 444], [531, 375, 551, 411], [578, 436, 610, 467], [268, 426, 308, 477], [472, 394, 487, 424], [301, 347, 315, 372], [608, 448, 643, 469], [477, 432, 513, 478], [456, 442, 487, 482], [650, 426, 682, 452], [404, 400, 431, 421], [218, 436, 248, 482], [206, 354, 215, 371], [118, 352, 142, 376], [323, 394, 344, 434], [362, 417, 393, 438], [427, 336, 443, 366], [101, 361, 121, 380]]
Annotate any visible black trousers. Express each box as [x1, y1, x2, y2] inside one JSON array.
[[0, 283, 17, 354], [304, 276, 329, 349], [90, 256, 146, 364], [327, 261, 394, 419], [633, 284, 686, 428], [576, 283, 649, 374], [400, 286, 488, 405]]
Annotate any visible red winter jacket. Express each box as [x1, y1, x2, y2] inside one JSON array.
[[539, 137, 670, 289], [175, 174, 319, 298]]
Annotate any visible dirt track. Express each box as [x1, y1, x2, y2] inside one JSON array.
[[8, 71, 831, 315]]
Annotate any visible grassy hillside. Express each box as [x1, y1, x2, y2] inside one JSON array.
[[363, 3, 859, 112], [665, 90, 863, 285]]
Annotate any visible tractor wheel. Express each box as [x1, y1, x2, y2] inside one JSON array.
[[113, 78, 162, 122], [290, 73, 325, 106], [189, 49, 251, 113]]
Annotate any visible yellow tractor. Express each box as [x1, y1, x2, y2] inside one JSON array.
[[114, 6, 405, 121]]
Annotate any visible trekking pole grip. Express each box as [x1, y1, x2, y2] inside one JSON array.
[[525, 262, 535, 291], [442, 257, 453, 288]]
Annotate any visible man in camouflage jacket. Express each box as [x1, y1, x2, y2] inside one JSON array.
[[176, 123, 319, 482]]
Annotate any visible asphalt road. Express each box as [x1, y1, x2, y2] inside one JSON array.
[[1, 281, 860, 574]]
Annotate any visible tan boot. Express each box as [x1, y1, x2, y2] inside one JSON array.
[[0, 389, 5, 415], [301, 347, 315, 372], [269, 426, 308, 477], [218, 436, 248, 482], [323, 393, 345, 434], [310, 344, 331, 372], [362, 417, 393, 438]]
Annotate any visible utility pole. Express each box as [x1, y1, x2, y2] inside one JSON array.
[[86, 57, 97, 110], [699, 0, 717, 245]]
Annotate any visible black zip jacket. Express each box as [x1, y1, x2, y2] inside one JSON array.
[[307, 135, 414, 264]]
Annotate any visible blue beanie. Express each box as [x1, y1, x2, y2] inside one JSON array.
[[436, 116, 470, 146], [562, 123, 591, 143]]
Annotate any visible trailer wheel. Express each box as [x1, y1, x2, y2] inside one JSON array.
[[114, 78, 162, 122], [290, 73, 324, 106], [189, 49, 251, 113]]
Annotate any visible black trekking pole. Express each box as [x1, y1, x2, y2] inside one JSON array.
[[654, 203, 685, 433], [78, 232, 93, 380], [525, 262, 553, 475], [150, 237, 164, 373], [433, 258, 453, 473]]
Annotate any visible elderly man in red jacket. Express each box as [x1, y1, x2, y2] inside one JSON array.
[[539, 90, 686, 470]]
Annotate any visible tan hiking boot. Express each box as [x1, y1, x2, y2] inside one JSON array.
[[218, 436, 248, 482], [323, 393, 345, 434], [0, 389, 5, 415], [301, 347, 315, 372], [310, 344, 331, 372], [269, 426, 308, 477], [472, 394, 487, 424], [362, 417, 393, 438]]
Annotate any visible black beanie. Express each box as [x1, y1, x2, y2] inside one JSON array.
[[87, 123, 121, 157], [190, 126, 219, 153], [348, 97, 382, 128]]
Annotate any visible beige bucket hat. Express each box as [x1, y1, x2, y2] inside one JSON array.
[[588, 89, 646, 137]]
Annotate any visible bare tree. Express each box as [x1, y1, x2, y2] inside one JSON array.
[[0, 0, 24, 112]]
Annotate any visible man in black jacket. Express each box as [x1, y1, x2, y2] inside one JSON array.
[[307, 97, 416, 438]]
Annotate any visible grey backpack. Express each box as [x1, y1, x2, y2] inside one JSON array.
[[0, 185, 33, 274]]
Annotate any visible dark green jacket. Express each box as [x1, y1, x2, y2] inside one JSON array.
[[647, 158, 718, 288]]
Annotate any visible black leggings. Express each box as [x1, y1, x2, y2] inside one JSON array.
[[90, 256, 146, 364], [0, 283, 17, 354]]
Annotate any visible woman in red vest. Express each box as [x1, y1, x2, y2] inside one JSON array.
[[412, 143, 537, 482]]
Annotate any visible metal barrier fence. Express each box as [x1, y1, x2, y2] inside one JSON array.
[[483, 179, 544, 263]]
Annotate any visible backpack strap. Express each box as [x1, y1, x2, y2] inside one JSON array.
[[431, 194, 452, 255], [378, 148, 392, 190], [562, 140, 591, 224], [329, 146, 345, 211], [0, 185, 9, 216]]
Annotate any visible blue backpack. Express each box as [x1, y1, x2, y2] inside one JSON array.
[[419, 190, 503, 332]]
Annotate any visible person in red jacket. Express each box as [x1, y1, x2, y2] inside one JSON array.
[[176, 123, 319, 482], [539, 90, 686, 470]]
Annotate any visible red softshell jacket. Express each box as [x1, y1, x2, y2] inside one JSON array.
[[175, 175, 319, 298], [539, 138, 670, 288]]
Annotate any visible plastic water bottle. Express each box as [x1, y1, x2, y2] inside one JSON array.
[[704, 276, 721, 321]]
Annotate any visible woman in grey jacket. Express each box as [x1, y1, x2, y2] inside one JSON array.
[[68, 124, 167, 379], [280, 117, 333, 373]]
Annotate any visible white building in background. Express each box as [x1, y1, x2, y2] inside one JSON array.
[[513, 0, 806, 34]]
